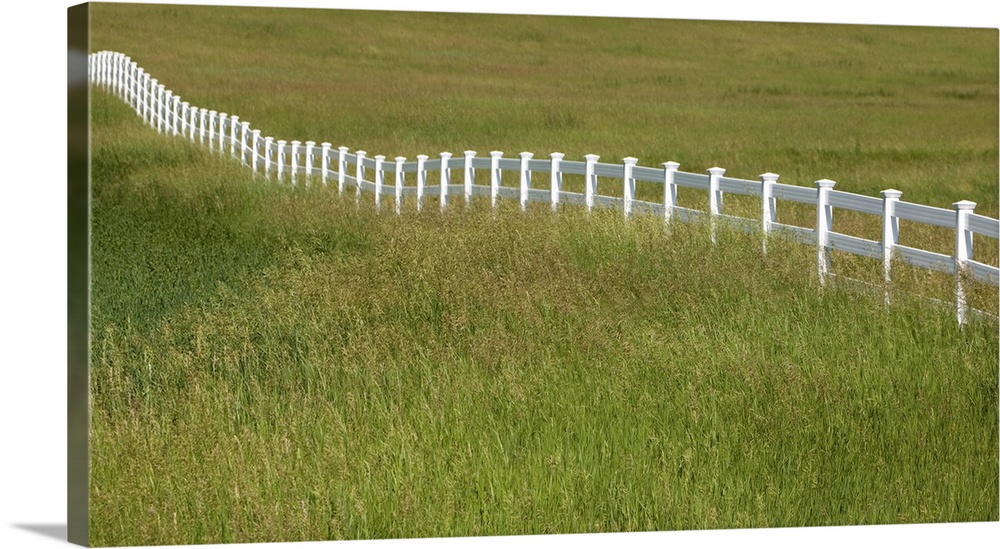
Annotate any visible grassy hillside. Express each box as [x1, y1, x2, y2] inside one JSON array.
[[88, 4, 998, 215], [87, 5, 999, 547]]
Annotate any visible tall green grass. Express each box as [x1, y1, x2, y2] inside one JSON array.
[[89, 87, 997, 546]]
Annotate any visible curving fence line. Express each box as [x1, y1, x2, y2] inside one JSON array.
[[88, 51, 999, 324]]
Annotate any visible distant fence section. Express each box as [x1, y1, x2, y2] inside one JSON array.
[[88, 51, 999, 324]]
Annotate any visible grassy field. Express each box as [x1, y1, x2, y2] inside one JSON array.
[[88, 5, 998, 547]]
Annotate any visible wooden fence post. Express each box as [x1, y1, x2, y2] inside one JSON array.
[[229, 116, 240, 157], [240, 122, 250, 165], [416, 155, 428, 212], [167, 92, 177, 136], [153, 82, 163, 132], [148, 79, 157, 129], [880, 189, 902, 305], [395, 156, 406, 215], [219, 113, 229, 155], [105, 52, 113, 91], [134, 68, 144, 116], [118, 55, 127, 97], [159, 85, 168, 134], [320, 142, 331, 186], [550, 152, 564, 212], [172, 96, 182, 135], [138, 70, 146, 121], [126, 57, 136, 107], [305, 141, 316, 185], [442, 152, 454, 212], [189, 105, 198, 142], [92, 51, 100, 85], [143, 74, 152, 126], [158, 86, 166, 133], [167, 90, 176, 135], [708, 167, 725, 244], [264, 137, 274, 179], [355, 151, 367, 204], [373, 155, 387, 211], [208, 110, 217, 149], [623, 157, 638, 218], [125, 60, 134, 110], [463, 151, 476, 207], [93, 51, 101, 87], [815, 179, 836, 286], [338, 146, 349, 194], [181, 102, 190, 139], [662, 161, 679, 226], [198, 108, 208, 145], [490, 151, 503, 210], [585, 154, 599, 212], [251, 130, 261, 174], [290, 141, 301, 185], [760, 173, 779, 255], [277, 140, 288, 183], [953, 200, 976, 325], [216, 113, 226, 154], [520, 152, 533, 212], [145, 74, 154, 127], [115, 53, 124, 96]]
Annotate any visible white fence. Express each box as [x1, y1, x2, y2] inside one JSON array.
[[88, 51, 1000, 324]]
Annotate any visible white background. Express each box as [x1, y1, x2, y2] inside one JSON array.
[[1, 1, 997, 548]]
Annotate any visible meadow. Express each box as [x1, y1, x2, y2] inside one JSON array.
[[88, 4, 998, 546]]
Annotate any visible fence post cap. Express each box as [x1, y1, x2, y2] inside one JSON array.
[[356, 150, 366, 156], [760, 172, 779, 181], [879, 188, 903, 199], [181, 101, 189, 107], [441, 151, 453, 159], [550, 152, 565, 159], [209, 110, 217, 115], [623, 157, 639, 165], [662, 161, 680, 170], [241, 121, 250, 127], [230, 114, 239, 121], [277, 139, 286, 144], [417, 154, 429, 161], [305, 140, 315, 146], [264, 136, 273, 141], [584, 154, 600, 161], [374, 154, 386, 160], [290, 140, 300, 145], [252, 129, 261, 135], [464, 150, 477, 156], [520, 152, 534, 159], [708, 167, 726, 175], [395, 156, 406, 162], [490, 151, 504, 157], [815, 179, 836, 188], [953, 200, 977, 211]]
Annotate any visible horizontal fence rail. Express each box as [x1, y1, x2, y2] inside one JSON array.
[[88, 51, 1000, 324]]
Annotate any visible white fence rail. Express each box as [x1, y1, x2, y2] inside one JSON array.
[[89, 51, 1000, 324]]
